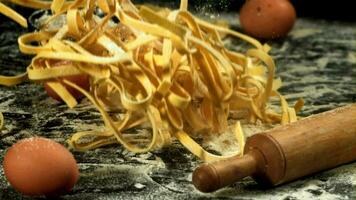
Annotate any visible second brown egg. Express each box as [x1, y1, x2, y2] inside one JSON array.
[[239, 0, 296, 39]]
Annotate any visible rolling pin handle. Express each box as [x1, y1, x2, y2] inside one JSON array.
[[192, 151, 262, 193]]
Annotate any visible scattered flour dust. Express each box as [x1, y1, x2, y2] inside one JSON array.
[[276, 184, 343, 200], [203, 120, 274, 156], [290, 28, 322, 39]]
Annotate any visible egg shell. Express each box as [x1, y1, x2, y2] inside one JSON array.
[[2, 137, 79, 197], [239, 0, 296, 39]]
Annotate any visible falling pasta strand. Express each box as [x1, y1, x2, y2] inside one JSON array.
[[0, 111, 3, 130], [0, 0, 302, 162], [0, 1, 27, 27]]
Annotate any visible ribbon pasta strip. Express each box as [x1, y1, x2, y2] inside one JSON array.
[[0, 0, 302, 162]]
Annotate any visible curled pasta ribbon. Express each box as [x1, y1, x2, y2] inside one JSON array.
[[0, 73, 28, 87], [0, 0, 302, 162]]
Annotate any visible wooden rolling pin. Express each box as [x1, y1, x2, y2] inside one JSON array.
[[193, 104, 356, 192]]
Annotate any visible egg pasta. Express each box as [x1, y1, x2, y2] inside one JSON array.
[[0, 0, 303, 162]]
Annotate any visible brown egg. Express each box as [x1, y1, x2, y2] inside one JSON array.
[[2, 137, 79, 197], [239, 0, 296, 39]]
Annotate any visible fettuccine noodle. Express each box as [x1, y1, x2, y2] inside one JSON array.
[[0, 0, 303, 162]]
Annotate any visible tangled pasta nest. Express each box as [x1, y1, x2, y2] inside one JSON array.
[[0, 0, 303, 162]]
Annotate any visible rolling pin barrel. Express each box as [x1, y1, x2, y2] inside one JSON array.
[[193, 104, 356, 192]]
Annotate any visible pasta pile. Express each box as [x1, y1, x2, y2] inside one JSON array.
[[0, 0, 303, 162]]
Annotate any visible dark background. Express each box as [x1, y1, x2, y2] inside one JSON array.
[[134, 0, 356, 21], [1, 1, 356, 21]]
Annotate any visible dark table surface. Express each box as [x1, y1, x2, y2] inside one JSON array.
[[1, 8, 356, 200]]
